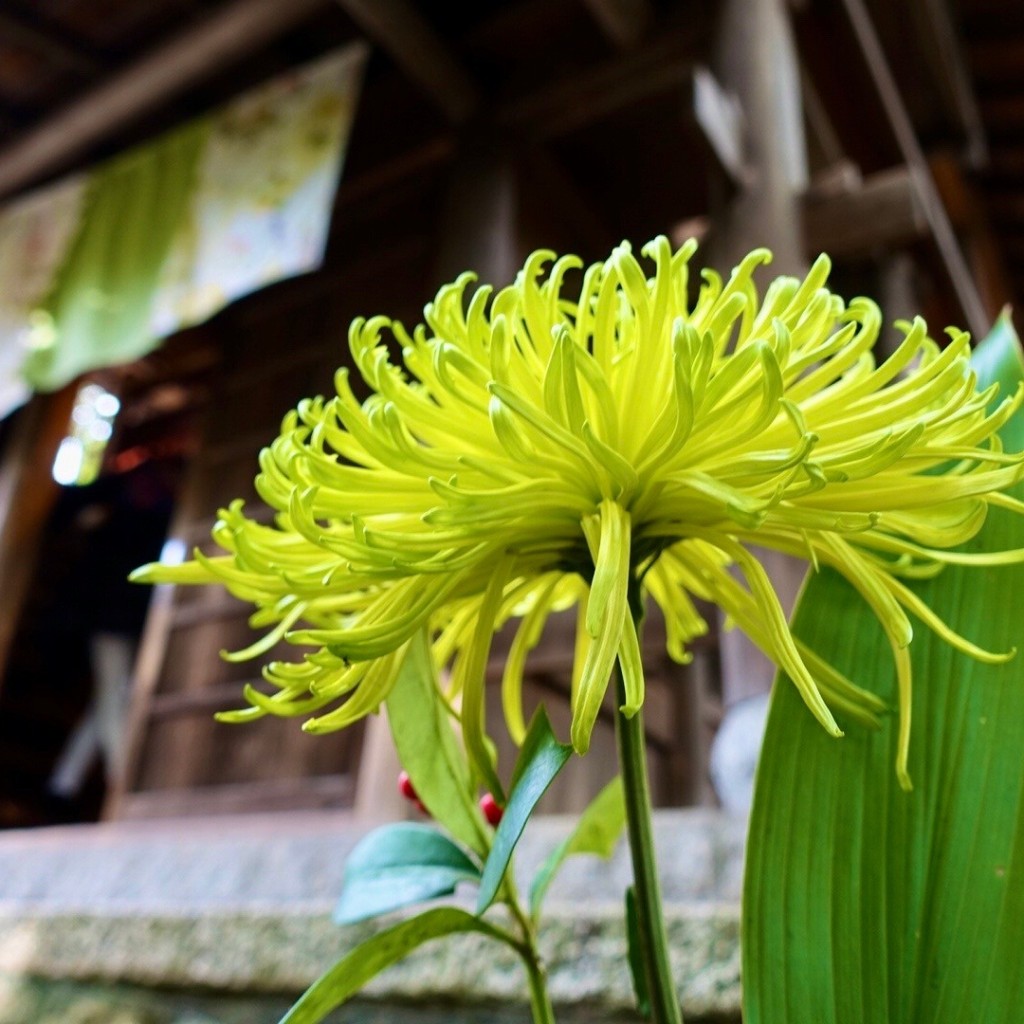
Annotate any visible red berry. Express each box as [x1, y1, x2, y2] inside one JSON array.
[[397, 770, 417, 802], [479, 792, 503, 826]]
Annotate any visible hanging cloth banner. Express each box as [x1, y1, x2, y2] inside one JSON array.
[[23, 121, 210, 392], [0, 44, 368, 414]]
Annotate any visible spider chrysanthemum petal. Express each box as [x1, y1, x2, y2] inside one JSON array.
[[133, 239, 1024, 789]]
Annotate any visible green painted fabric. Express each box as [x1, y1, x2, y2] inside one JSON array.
[[23, 118, 210, 393]]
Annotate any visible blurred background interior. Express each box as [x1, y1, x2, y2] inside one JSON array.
[[0, 0, 1021, 833]]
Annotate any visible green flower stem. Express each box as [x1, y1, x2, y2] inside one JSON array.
[[507, 881, 557, 1024], [615, 594, 682, 1024], [523, 947, 557, 1024]]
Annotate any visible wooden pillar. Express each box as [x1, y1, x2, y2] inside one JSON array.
[[709, 0, 809, 709], [352, 126, 520, 822], [709, 0, 807, 274], [878, 252, 919, 359], [430, 127, 519, 289], [0, 388, 77, 700]]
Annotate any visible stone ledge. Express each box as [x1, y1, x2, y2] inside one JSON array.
[[0, 809, 746, 1020], [0, 903, 740, 1018]]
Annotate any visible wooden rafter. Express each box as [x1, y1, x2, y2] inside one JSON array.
[[0, 0, 328, 200], [333, 0, 481, 123], [581, 0, 653, 49], [802, 165, 926, 259]]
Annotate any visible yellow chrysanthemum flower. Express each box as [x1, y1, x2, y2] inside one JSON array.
[[133, 238, 1024, 792]]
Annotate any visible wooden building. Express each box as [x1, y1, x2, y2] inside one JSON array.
[[0, 0, 1020, 830]]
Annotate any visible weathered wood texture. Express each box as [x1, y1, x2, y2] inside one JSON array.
[[109, 235, 433, 819], [0, 0, 329, 199]]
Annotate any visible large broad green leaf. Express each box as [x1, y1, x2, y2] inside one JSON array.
[[280, 907, 515, 1024], [334, 823, 481, 925], [743, 313, 1024, 1023], [476, 707, 572, 914], [529, 776, 625, 919], [386, 629, 490, 857]]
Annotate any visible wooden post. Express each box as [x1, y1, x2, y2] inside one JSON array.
[[878, 252, 920, 359], [352, 125, 520, 821], [708, 0, 809, 710], [0, 388, 77, 700], [430, 128, 519, 289]]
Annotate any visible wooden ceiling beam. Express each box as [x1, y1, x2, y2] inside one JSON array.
[[581, 0, 653, 49], [802, 165, 926, 259], [333, 0, 481, 123], [0, 0, 328, 200]]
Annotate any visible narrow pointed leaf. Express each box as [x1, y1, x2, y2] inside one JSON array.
[[334, 823, 481, 924], [280, 907, 516, 1024], [386, 629, 490, 857], [476, 707, 572, 913], [625, 885, 652, 1020], [529, 776, 625, 918], [743, 313, 1024, 1023]]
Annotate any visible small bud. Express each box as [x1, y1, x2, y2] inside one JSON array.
[[479, 792, 503, 826], [397, 770, 417, 802]]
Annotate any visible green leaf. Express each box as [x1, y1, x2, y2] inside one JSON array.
[[280, 907, 516, 1024], [529, 776, 625, 918], [743, 314, 1024, 1023], [625, 885, 652, 1019], [334, 822, 481, 925], [386, 629, 489, 857], [476, 707, 572, 914]]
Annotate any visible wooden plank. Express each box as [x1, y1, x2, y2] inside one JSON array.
[[334, 0, 480, 123], [581, 0, 653, 49], [802, 165, 927, 258], [116, 774, 354, 819], [0, 0, 329, 199], [840, 0, 989, 340], [106, 562, 180, 818], [148, 683, 262, 720], [168, 597, 250, 631]]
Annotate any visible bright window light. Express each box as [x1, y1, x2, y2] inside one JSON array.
[[52, 382, 121, 486]]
